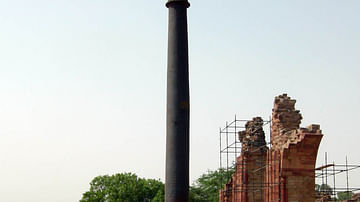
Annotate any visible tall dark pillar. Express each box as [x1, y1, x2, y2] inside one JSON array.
[[165, 0, 190, 201]]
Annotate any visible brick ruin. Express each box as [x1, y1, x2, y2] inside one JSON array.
[[219, 94, 323, 202]]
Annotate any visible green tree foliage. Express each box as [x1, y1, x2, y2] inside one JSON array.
[[150, 185, 164, 202], [315, 183, 333, 195], [80, 167, 234, 202], [337, 191, 353, 201], [189, 167, 235, 202], [80, 173, 164, 202]]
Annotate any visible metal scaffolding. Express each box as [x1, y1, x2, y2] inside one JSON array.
[[219, 116, 360, 201], [219, 115, 271, 185], [219, 115, 281, 201], [315, 153, 360, 201]]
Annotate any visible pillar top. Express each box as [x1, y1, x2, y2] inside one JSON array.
[[166, 0, 190, 8]]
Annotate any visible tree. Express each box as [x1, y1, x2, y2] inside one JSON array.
[[315, 183, 333, 195], [190, 167, 235, 202], [150, 185, 164, 202], [80, 173, 164, 202], [337, 191, 353, 201], [80, 167, 234, 202]]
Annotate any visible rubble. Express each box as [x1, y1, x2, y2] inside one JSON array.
[[238, 117, 266, 152]]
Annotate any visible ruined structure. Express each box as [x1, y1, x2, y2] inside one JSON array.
[[220, 94, 323, 202]]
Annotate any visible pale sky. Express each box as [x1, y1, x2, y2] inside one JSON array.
[[0, 0, 359, 201]]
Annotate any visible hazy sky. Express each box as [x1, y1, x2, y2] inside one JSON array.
[[0, 0, 359, 201]]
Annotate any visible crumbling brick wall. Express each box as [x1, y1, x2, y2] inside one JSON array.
[[270, 94, 303, 150], [267, 94, 323, 202], [220, 117, 268, 202], [220, 94, 323, 202]]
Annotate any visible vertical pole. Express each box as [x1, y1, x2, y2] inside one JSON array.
[[346, 156, 349, 199], [165, 0, 190, 201], [226, 121, 229, 181], [220, 127, 223, 186], [333, 162, 336, 200], [325, 152, 328, 186], [321, 164, 324, 186], [234, 115, 237, 163]]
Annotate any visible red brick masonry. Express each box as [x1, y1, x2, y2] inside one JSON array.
[[220, 94, 323, 202]]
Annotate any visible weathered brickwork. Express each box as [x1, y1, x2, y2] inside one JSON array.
[[220, 117, 268, 202], [220, 94, 323, 202], [239, 117, 267, 152]]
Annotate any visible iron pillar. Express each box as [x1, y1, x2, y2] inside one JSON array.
[[165, 0, 190, 201]]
